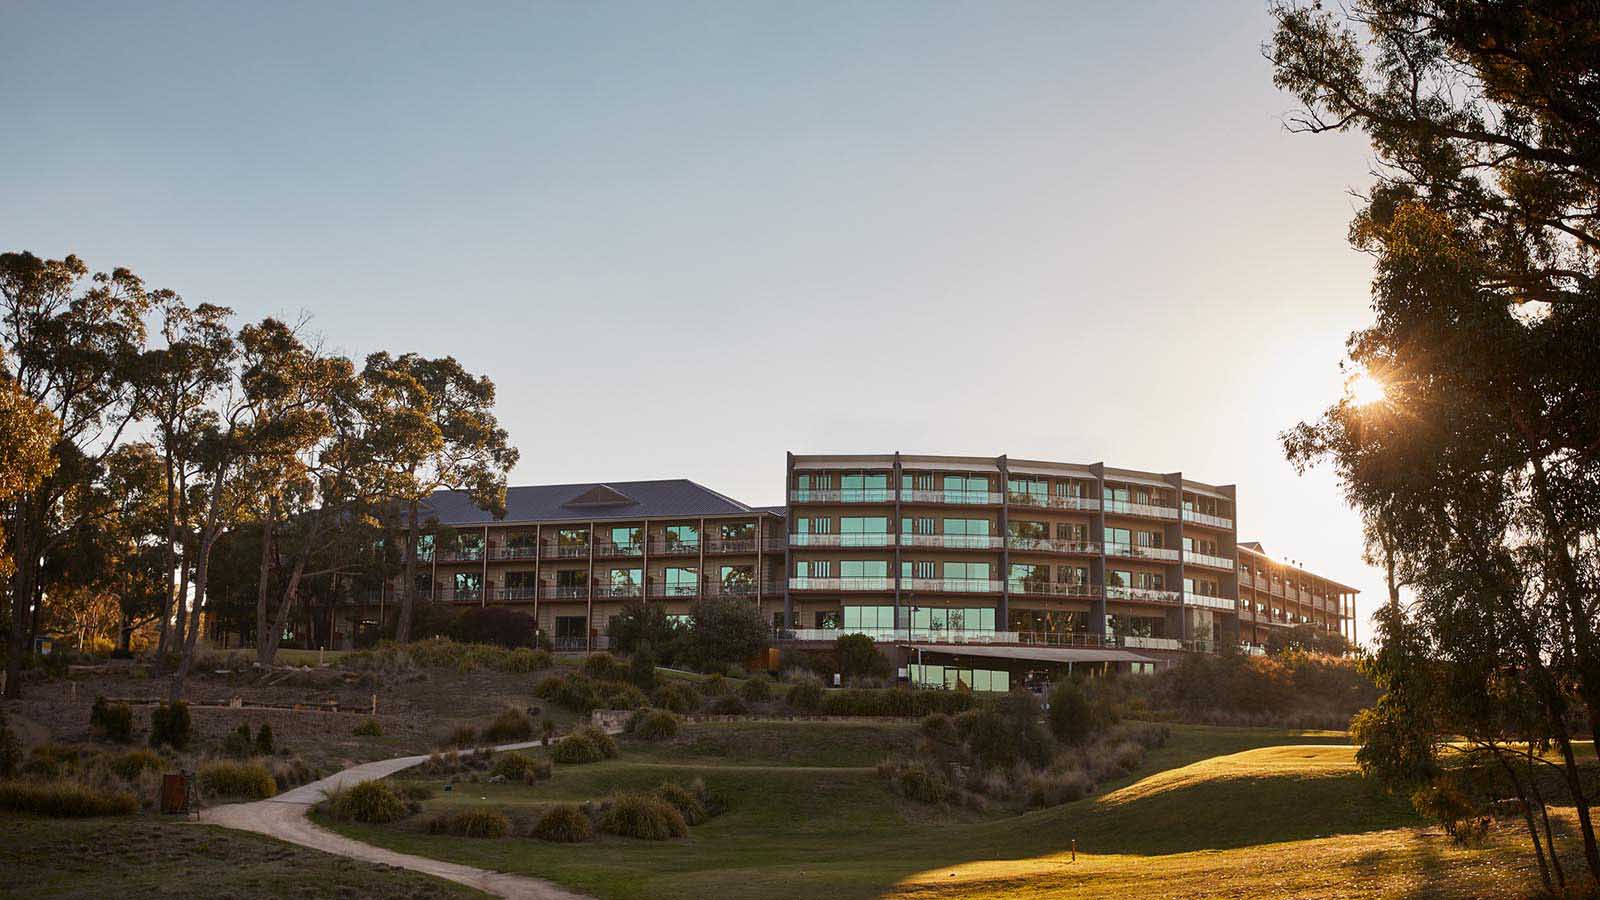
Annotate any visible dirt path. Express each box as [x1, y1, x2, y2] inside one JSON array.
[[200, 738, 598, 900]]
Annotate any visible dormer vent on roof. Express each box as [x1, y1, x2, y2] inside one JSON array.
[[561, 484, 637, 508]]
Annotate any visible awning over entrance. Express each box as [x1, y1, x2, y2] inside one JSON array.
[[903, 644, 1161, 665]]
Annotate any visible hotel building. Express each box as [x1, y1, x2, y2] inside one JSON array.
[[351, 452, 1357, 678]]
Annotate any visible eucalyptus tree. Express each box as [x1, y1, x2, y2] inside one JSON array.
[[0, 253, 153, 699], [1270, 0, 1600, 884], [0, 347, 58, 600], [359, 353, 517, 643]]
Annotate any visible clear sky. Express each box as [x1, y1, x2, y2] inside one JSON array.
[[3, 2, 1384, 637]]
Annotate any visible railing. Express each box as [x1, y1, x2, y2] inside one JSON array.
[[488, 587, 538, 601], [705, 539, 756, 554], [789, 577, 893, 591], [553, 636, 588, 651], [783, 628, 1021, 645], [488, 546, 540, 561], [593, 542, 644, 557], [900, 489, 1004, 505], [647, 584, 701, 599], [788, 489, 896, 504], [903, 578, 1003, 594], [1121, 635, 1184, 651], [1241, 644, 1266, 657], [539, 585, 591, 600], [1255, 575, 1270, 590], [1007, 493, 1100, 512], [1183, 591, 1236, 610], [435, 589, 483, 603], [1105, 586, 1182, 605], [541, 544, 590, 560], [1185, 551, 1234, 570], [649, 540, 701, 555], [790, 533, 895, 548], [704, 581, 784, 598], [1104, 543, 1181, 562], [592, 585, 645, 600], [1005, 537, 1100, 555], [899, 534, 1004, 550], [1182, 509, 1234, 529], [1102, 500, 1180, 520], [435, 548, 484, 563], [1007, 581, 1099, 598]]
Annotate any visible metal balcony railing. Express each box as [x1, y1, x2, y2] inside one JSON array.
[[649, 540, 701, 556], [790, 533, 895, 548], [1183, 591, 1236, 611], [488, 546, 540, 561], [900, 489, 1004, 505], [541, 544, 590, 560], [903, 578, 1003, 594], [788, 577, 893, 592], [435, 548, 484, 563], [1006, 493, 1100, 512], [1006, 581, 1099, 598], [1104, 586, 1183, 605], [593, 542, 644, 558], [1182, 509, 1234, 530], [899, 534, 1004, 550], [539, 585, 591, 600], [1005, 537, 1101, 555], [788, 489, 896, 504], [1102, 500, 1180, 520], [1185, 551, 1235, 571], [1104, 543, 1181, 562]]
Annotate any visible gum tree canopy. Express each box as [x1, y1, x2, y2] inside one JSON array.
[[1269, 2, 1600, 892]]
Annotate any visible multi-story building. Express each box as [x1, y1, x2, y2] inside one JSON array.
[[346, 453, 1357, 676]]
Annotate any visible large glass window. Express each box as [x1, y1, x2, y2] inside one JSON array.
[[909, 606, 996, 633], [841, 472, 890, 502], [1104, 526, 1132, 551], [795, 560, 833, 578], [901, 516, 935, 535], [664, 566, 698, 596], [609, 526, 641, 549], [662, 524, 699, 551], [943, 561, 990, 586], [1008, 563, 1048, 588], [1007, 477, 1048, 504], [720, 521, 754, 541], [840, 517, 889, 545], [943, 474, 990, 502], [720, 565, 754, 592], [843, 605, 895, 632], [1008, 520, 1048, 540], [416, 533, 435, 562], [840, 559, 888, 579], [607, 567, 642, 589], [943, 518, 990, 535], [1106, 569, 1132, 588], [909, 664, 1009, 692], [557, 528, 587, 547], [453, 572, 482, 594]]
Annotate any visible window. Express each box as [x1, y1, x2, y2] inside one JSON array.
[[609, 526, 642, 548], [607, 567, 641, 589], [720, 522, 754, 541], [843, 605, 895, 632], [554, 616, 587, 649], [1055, 480, 1085, 498], [720, 565, 754, 592], [815, 610, 840, 629], [840, 517, 889, 545], [943, 474, 989, 501], [1009, 563, 1047, 588], [1106, 569, 1132, 587], [1104, 526, 1132, 551], [1103, 485, 1131, 506], [902, 471, 934, 491], [902, 560, 936, 579], [840, 472, 889, 501], [909, 606, 996, 633], [1133, 572, 1164, 590], [1007, 477, 1047, 504], [664, 566, 698, 596], [909, 664, 1010, 692], [1009, 520, 1048, 540], [416, 533, 435, 561], [1056, 522, 1087, 541], [662, 523, 699, 550], [1134, 530, 1161, 548], [943, 518, 991, 536], [557, 528, 587, 547], [555, 569, 587, 588], [943, 561, 990, 585], [796, 472, 834, 490], [901, 516, 935, 535], [840, 559, 888, 579], [453, 572, 482, 594], [506, 571, 536, 590], [1057, 565, 1089, 585], [797, 516, 833, 534], [507, 532, 537, 549], [795, 560, 833, 578]]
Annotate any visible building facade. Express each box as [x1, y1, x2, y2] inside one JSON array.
[[355, 452, 1357, 670]]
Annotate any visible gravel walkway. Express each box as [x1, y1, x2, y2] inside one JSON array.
[[199, 739, 596, 900]]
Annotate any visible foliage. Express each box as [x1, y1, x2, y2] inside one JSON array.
[[651, 682, 701, 714], [322, 779, 410, 824], [785, 675, 824, 713], [427, 807, 511, 838], [816, 687, 976, 718], [629, 709, 681, 741], [833, 633, 892, 682], [444, 725, 478, 748], [531, 803, 594, 842], [255, 722, 274, 755], [222, 724, 257, 757], [490, 752, 550, 784], [0, 779, 139, 817], [653, 779, 711, 825], [582, 652, 627, 681], [198, 761, 277, 799], [149, 701, 191, 750], [445, 607, 538, 648], [605, 603, 687, 660], [738, 675, 771, 703], [552, 733, 606, 765], [90, 697, 133, 743], [706, 695, 748, 716], [352, 719, 384, 737], [683, 597, 769, 673], [878, 758, 953, 804], [628, 642, 658, 691], [1047, 680, 1093, 745], [598, 793, 689, 840], [101, 749, 163, 782], [0, 711, 19, 778], [482, 708, 534, 742]]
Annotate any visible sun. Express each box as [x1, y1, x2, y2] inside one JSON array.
[[1347, 371, 1388, 406]]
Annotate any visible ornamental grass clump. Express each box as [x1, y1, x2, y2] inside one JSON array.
[[427, 807, 511, 838], [0, 779, 139, 817], [628, 709, 680, 741], [598, 792, 688, 840], [482, 708, 535, 742], [322, 779, 411, 824], [198, 761, 277, 800], [491, 752, 551, 784], [531, 803, 594, 842]]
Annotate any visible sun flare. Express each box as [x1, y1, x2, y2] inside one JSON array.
[[1348, 371, 1388, 406]]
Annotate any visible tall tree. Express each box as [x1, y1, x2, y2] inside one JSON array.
[[0, 253, 152, 699], [359, 353, 517, 644], [0, 347, 58, 600], [1271, 0, 1600, 885]]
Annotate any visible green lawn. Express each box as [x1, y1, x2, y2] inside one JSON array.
[[319, 722, 1454, 900], [0, 812, 486, 899]]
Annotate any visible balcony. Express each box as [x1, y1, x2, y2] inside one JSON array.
[[649, 540, 701, 556], [488, 586, 538, 602], [1182, 509, 1234, 530], [1104, 543, 1181, 562], [1105, 586, 1182, 605], [705, 538, 760, 554], [705, 581, 784, 599], [1007, 581, 1098, 599], [1005, 537, 1100, 556], [1007, 492, 1101, 512], [899, 534, 1004, 550], [539, 585, 591, 600], [782, 628, 1022, 645], [1102, 500, 1181, 521], [790, 533, 895, 549], [901, 489, 1004, 506], [592, 584, 645, 600], [647, 584, 702, 599], [903, 577, 1003, 594], [488, 545, 540, 561], [435, 548, 484, 563], [593, 542, 644, 558], [789, 577, 893, 592], [1183, 591, 1236, 611], [1185, 551, 1235, 571], [1120, 635, 1184, 651], [789, 489, 895, 504], [540, 544, 589, 561]]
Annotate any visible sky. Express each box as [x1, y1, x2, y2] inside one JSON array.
[[2, 2, 1385, 638]]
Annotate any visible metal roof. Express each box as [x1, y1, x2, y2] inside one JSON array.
[[419, 479, 772, 527], [906, 644, 1161, 665]]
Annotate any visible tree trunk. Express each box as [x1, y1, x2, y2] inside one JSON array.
[[3, 514, 35, 700], [1492, 745, 1554, 894], [260, 554, 307, 666], [395, 499, 420, 643], [254, 495, 279, 666]]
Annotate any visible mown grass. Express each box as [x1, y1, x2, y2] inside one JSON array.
[[0, 811, 486, 899], [321, 722, 1476, 900]]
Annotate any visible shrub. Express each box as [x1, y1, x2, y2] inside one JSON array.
[[582, 652, 627, 682], [1048, 680, 1093, 745], [0, 711, 19, 778], [651, 682, 700, 714], [653, 780, 709, 825], [103, 749, 164, 782], [700, 673, 730, 697], [444, 724, 479, 748], [0, 779, 139, 817], [149, 701, 191, 750], [738, 676, 771, 703], [880, 758, 951, 804], [957, 708, 1016, 767], [417, 751, 463, 777], [834, 633, 892, 682], [268, 756, 317, 789], [255, 723, 275, 755], [552, 733, 605, 764], [598, 792, 688, 840], [598, 681, 649, 710], [629, 709, 680, 741], [483, 708, 534, 742], [353, 719, 384, 737], [706, 695, 748, 716], [921, 713, 956, 744], [1025, 769, 1093, 807], [491, 752, 551, 784], [531, 803, 594, 842], [199, 761, 277, 799], [629, 642, 658, 691], [574, 725, 618, 758], [222, 724, 256, 757], [447, 606, 539, 649], [323, 779, 409, 823], [90, 697, 133, 743], [536, 673, 602, 714], [427, 807, 511, 838], [817, 687, 976, 718], [397, 781, 434, 802], [684, 596, 768, 673], [785, 676, 823, 713]]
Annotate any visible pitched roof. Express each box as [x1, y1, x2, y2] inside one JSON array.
[[419, 479, 767, 526]]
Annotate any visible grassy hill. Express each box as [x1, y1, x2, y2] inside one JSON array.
[[316, 720, 1570, 900]]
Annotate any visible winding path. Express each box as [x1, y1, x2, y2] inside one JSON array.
[[199, 739, 598, 900]]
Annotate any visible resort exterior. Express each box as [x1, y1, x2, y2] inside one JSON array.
[[350, 451, 1357, 684]]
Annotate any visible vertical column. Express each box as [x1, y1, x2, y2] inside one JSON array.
[[533, 523, 541, 641], [997, 454, 1009, 630], [755, 514, 764, 614], [892, 452, 904, 635], [1168, 473, 1188, 647], [481, 524, 490, 608], [783, 452, 794, 632], [585, 520, 595, 653], [1089, 462, 1108, 644], [698, 516, 707, 605]]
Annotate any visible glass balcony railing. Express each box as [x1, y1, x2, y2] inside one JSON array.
[[1183, 591, 1236, 610], [899, 534, 1004, 550], [1182, 509, 1234, 529], [788, 489, 896, 503], [900, 489, 1004, 505], [788, 577, 893, 592], [1184, 551, 1235, 570], [1102, 500, 1181, 520], [1005, 537, 1101, 555], [1104, 585, 1182, 605], [903, 577, 1004, 594], [789, 533, 895, 548]]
